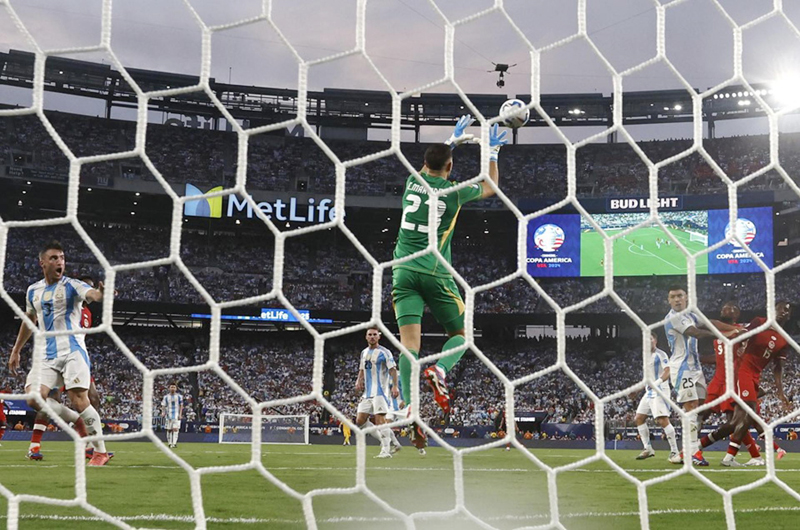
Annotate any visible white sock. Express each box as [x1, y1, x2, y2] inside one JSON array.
[[79, 406, 106, 453], [388, 427, 400, 447], [361, 420, 383, 443], [46, 397, 80, 424], [637, 424, 651, 450], [173, 430, 179, 445], [664, 424, 679, 453], [379, 427, 391, 453], [689, 422, 699, 455]]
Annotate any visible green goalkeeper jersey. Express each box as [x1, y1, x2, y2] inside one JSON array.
[[392, 172, 484, 278]]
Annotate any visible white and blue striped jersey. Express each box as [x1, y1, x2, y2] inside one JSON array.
[[645, 347, 671, 398], [162, 393, 183, 420], [665, 309, 701, 380], [359, 345, 396, 400], [25, 277, 92, 364]]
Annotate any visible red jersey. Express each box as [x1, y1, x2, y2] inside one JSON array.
[[738, 317, 789, 379], [81, 306, 92, 329], [710, 327, 746, 384]]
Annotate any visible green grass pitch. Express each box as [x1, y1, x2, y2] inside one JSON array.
[[1, 441, 799, 529], [581, 226, 709, 277]]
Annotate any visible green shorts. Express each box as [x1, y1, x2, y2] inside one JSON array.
[[391, 267, 465, 333]]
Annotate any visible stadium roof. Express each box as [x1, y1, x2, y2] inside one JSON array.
[[0, 49, 783, 135]]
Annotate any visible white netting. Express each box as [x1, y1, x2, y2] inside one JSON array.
[[219, 414, 309, 445], [1, 0, 800, 529]]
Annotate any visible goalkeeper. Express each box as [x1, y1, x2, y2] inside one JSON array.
[[392, 115, 507, 417]]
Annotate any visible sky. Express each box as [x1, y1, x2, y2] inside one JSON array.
[[2, 0, 800, 142]]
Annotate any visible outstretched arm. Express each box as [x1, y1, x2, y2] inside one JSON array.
[[481, 124, 507, 199]]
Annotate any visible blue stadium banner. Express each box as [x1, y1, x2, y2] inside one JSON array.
[[707, 206, 774, 274], [526, 214, 581, 277], [260, 308, 310, 322]]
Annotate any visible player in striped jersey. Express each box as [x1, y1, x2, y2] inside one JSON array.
[[8, 241, 111, 466], [354, 327, 400, 458], [28, 275, 107, 461], [633, 332, 680, 462], [162, 384, 184, 448], [664, 286, 739, 466]]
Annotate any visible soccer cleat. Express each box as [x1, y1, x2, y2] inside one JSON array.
[[85, 447, 94, 459], [390, 443, 402, 455], [27, 450, 44, 461], [88, 452, 111, 466], [423, 366, 451, 414], [721, 457, 743, 467], [409, 423, 427, 451], [668, 452, 683, 464], [374, 451, 392, 459], [692, 452, 709, 467], [777, 448, 787, 460], [636, 448, 655, 460], [744, 457, 765, 466]]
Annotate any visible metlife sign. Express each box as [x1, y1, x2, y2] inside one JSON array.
[[227, 195, 338, 223], [184, 184, 338, 224]]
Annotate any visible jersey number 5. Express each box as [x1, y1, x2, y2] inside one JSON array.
[[401, 193, 446, 234]]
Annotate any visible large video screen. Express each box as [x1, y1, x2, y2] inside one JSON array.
[[526, 206, 774, 277]]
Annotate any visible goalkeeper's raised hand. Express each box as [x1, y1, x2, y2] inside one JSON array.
[[489, 123, 508, 162], [444, 114, 477, 149]]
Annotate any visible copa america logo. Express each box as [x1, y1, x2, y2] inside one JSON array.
[[724, 218, 756, 248], [534, 224, 565, 252]]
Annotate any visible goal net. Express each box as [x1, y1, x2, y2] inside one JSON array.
[[1, 0, 798, 529], [218, 414, 309, 445]]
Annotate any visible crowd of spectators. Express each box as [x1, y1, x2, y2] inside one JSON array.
[[2, 111, 798, 198], [4, 223, 800, 316], [1, 327, 797, 431]]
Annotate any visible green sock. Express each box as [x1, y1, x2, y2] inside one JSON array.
[[399, 349, 418, 405], [436, 335, 467, 374]]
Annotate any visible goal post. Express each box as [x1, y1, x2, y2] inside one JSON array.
[[688, 231, 708, 245], [218, 413, 310, 445]]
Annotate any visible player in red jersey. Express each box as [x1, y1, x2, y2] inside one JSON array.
[[0, 399, 9, 445], [26, 275, 104, 460], [699, 302, 764, 464], [703, 301, 793, 466]]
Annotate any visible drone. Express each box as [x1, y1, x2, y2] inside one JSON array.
[[490, 63, 517, 88]]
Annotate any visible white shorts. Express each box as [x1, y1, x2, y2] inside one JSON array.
[[25, 351, 92, 392], [166, 419, 181, 431], [671, 370, 707, 404], [636, 393, 672, 418], [356, 396, 389, 416]]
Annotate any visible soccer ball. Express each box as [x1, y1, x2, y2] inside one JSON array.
[[499, 98, 530, 128]]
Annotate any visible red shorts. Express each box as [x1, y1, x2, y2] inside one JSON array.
[[736, 372, 760, 402], [705, 377, 734, 413]]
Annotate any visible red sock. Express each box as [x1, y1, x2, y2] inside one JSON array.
[[31, 420, 47, 444], [0, 427, 5, 441], [742, 432, 761, 458], [774, 441, 781, 451], [73, 418, 88, 438], [700, 434, 713, 448], [727, 437, 741, 458]]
